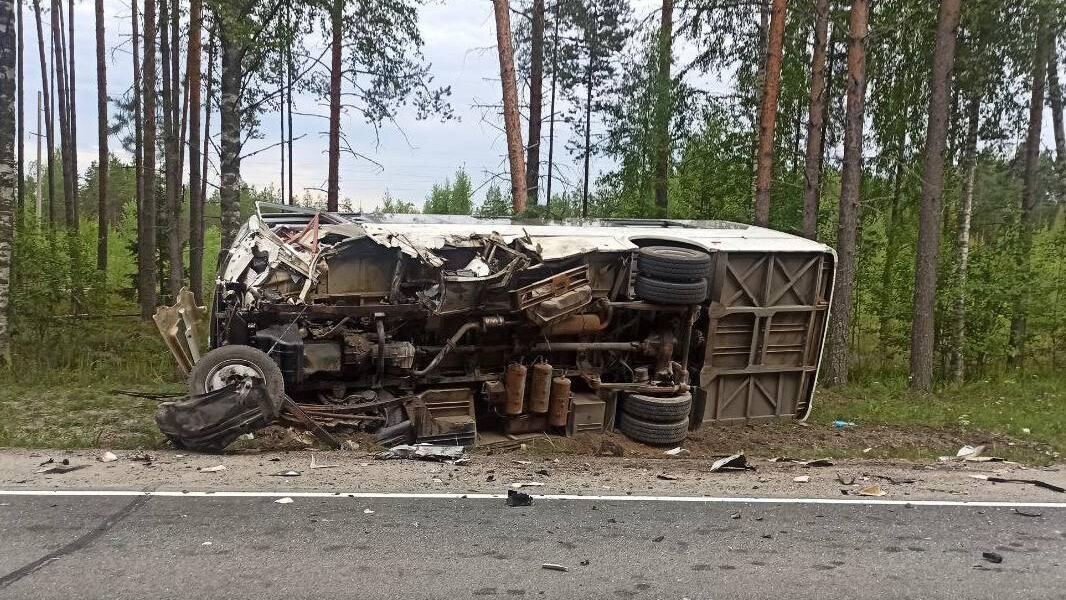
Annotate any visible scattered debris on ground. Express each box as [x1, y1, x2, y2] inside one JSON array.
[[857, 484, 887, 497], [710, 454, 751, 473], [872, 474, 916, 485], [982, 551, 1003, 564], [506, 490, 533, 507], [98, 451, 118, 463], [198, 465, 226, 473], [970, 474, 1065, 493], [541, 564, 568, 572], [274, 497, 293, 504], [793, 475, 810, 483], [375, 444, 467, 462], [941, 445, 1007, 463], [35, 462, 87, 474], [309, 454, 337, 469]]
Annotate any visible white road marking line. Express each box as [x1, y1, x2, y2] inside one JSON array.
[[0, 489, 1064, 508]]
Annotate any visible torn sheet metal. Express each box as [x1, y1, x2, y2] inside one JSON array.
[[153, 287, 208, 375]]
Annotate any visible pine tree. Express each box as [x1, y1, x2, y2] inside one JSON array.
[[824, 0, 869, 386], [909, 0, 963, 391]]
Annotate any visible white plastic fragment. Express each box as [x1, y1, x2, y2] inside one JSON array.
[[363, 508, 375, 514], [664, 447, 690, 457], [274, 497, 294, 504], [793, 475, 810, 483], [511, 481, 546, 489], [198, 465, 226, 473], [99, 451, 118, 463]]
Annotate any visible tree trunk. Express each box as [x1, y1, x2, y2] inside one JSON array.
[[188, 0, 203, 302], [94, 0, 108, 272], [218, 24, 241, 249], [132, 0, 143, 276], [326, 0, 342, 212], [582, 38, 592, 218], [824, 0, 868, 387], [752, 0, 788, 227], [545, 0, 560, 207], [166, 0, 183, 296], [492, 0, 527, 214], [801, 0, 829, 240], [652, 0, 673, 215], [67, 0, 76, 229], [201, 27, 213, 213], [908, 0, 962, 392], [0, 0, 15, 366], [139, 0, 158, 320], [1009, 14, 1050, 369], [279, 54, 285, 205], [16, 0, 23, 215], [878, 139, 906, 358], [950, 96, 979, 383], [51, 0, 73, 231], [160, 0, 180, 298], [35, 91, 41, 222], [286, 8, 293, 206], [525, 0, 544, 205], [32, 1, 56, 228], [1049, 43, 1066, 183]]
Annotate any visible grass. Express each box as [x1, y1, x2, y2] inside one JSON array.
[[0, 318, 181, 449], [811, 374, 1065, 463]]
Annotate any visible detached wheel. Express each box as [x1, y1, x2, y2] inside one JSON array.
[[618, 413, 690, 446], [635, 274, 707, 304], [638, 246, 711, 281], [621, 391, 692, 423], [189, 345, 286, 402]]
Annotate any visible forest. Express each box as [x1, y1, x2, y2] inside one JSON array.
[[0, 0, 1063, 441]]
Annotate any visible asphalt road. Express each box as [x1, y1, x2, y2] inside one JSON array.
[[1, 492, 1064, 600]]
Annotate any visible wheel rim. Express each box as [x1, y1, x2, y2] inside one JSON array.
[[203, 359, 266, 392]]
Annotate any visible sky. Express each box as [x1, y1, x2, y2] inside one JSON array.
[[20, 0, 668, 212], [16, 0, 1061, 212]]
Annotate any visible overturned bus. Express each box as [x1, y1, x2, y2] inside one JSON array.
[[155, 203, 835, 451]]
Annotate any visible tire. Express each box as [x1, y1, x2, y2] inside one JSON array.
[[638, 246, 712, 281], [618, 412, 690, 446], [635, 275, 707, 304], [621, 391, 692, 423], [189, 345, 286, 402]]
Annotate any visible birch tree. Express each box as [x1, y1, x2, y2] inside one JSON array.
[[0, 0, 14, 365]]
